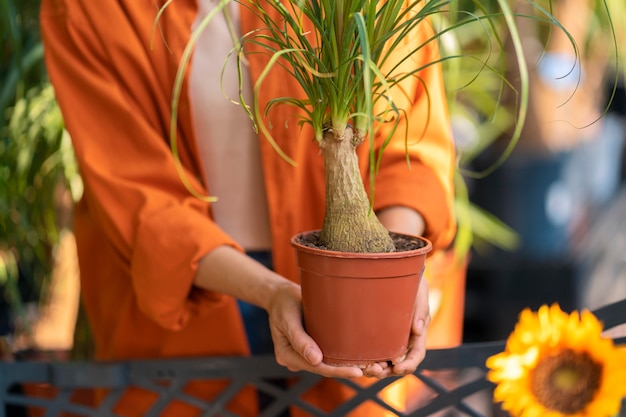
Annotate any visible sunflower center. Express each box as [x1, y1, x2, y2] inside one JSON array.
[[530, 349, 602, 414]]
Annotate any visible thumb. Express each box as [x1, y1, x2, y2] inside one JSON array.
[[302, 344, 323, 365], [290, 325, 323, 365]]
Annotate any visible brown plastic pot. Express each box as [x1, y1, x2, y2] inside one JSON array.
[[291, 230, 432, 367]]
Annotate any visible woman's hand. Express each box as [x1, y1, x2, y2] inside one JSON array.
[[197, 201, 433, 380], [262, 205, 431, 379], [267, 276, 430, 379], [364, 205, 430, 378], [361, 276, 431, 378], [267, 280, 364, 379], [196, 246, 364, 378]]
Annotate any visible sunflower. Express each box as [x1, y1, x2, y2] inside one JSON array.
[[486, 303, 626, 417]]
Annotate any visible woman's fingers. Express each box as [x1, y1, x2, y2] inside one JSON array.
[[268, 274, 430, 379], [392, 277, 431, 375], [268, 283, 363, 379]]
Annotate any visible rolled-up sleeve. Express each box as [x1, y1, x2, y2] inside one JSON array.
[[40, 0, 239, 330]]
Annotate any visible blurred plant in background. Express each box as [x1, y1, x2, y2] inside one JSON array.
[[1, 0, 82, 350], [435, 0, 624, 261], [433, 2, 524, 260], [585, 0, 625, 89]]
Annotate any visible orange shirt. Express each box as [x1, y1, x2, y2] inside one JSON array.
[[40, 0, 456, 415]]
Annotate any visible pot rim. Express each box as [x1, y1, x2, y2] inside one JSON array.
[[290, 229, 432, 260]]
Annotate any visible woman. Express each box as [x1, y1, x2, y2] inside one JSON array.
[[40, 0, 457, 415]]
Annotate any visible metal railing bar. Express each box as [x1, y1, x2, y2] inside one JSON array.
[[280, 379, 334, 417], [219, 409, 246, 417], [7, 389, 94, 412], [192, 378, 248, 417], [438, 379, 494, 417], [278, 401, 328, 417], [256, 394, 294, 417], [411, 378, 456, 414], [171, 390, 219, 411], [92, 388, 127, 417], [52, 392, 127, 417], [2, 394, 54, 408], [0, 343, 500, 392], [413, 372, 457, 396], [419, 342, 504, 371], [326, 378, 405, 417], [129, 376, 185, 396], [0, 361, 51, 387], [409, 372, 490, 417], [258, 374, 328, 417], [252, 377, 315, 417], [140, 378, 189, 417], [279, 399, 327, 417], [200, 406, 249, 417], [127, 356, 294, 382], [51, 362, 128, 389], [406, 378, 494, 417], [43, 389, 73, 417], [331, 374, 406, 396], [593, 299, 626, 330], [253, 378, 292, 398]]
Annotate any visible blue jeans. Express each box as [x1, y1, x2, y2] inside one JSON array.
[[239, 252, 290, 416], [239, 251, 274, 355]]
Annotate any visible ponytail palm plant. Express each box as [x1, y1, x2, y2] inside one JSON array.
[[164, 0, 561, 254], [245, 0, 444, 253]]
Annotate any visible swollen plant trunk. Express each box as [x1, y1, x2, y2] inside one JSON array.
[[319, 126, 395, 253]]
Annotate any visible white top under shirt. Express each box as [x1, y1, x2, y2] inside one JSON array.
[[189, 0, 272, 251]]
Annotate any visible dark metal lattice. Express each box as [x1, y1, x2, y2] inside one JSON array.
[[2, 299, 625, 417]]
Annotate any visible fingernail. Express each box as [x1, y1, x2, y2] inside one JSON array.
[[416, 319, 425, 332], [304, 347, 317, 364]]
